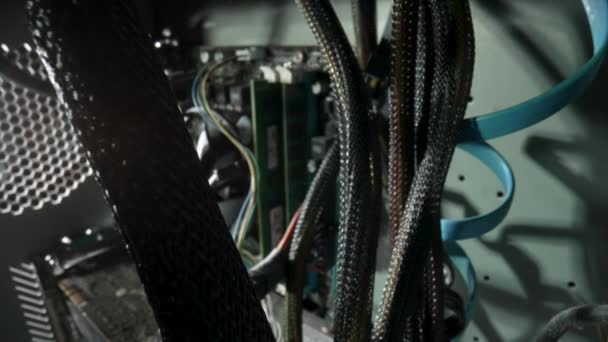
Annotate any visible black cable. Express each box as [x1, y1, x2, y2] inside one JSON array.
[[425, 1, 476, 340], [387, 0, 418, 246], [413, 0, 430, 167], [374, 0, 475, 340], [293, 0, 377, 340], [249, 143, 339, 313], [413, 4, 434, 339], [444, 288, 466, 339], [26, 0, 274, 341], [536, 305, 608, 342], [249, 246, 289, 298], [351, 0, 377, 68], [376, 0, 427, 337], [285, 142, 338, 342]]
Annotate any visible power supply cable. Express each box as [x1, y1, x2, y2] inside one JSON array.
[[536, 305, 608, 342], [191, 65, 240, 140], [293, 0, 378, 340], [192, 65, 253, 240], [285, 142, 339, 342], [249, 206, 302, 298], [26, 0, 274, 340], [198, 58, 261, 249], [374, 0, 475, 340], [425, 1, 476, 340], [366, 0, 608, 339], [351, 0, 377, 68], [386, 0, 417, 250], [367, 0, 608, 144]]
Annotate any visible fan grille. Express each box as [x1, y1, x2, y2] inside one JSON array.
[[0, 43, 91, 215]]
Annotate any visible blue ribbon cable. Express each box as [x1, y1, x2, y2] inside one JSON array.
[[444, 2, 608, 332], [441, 142, 515, 242], [458, 0, 608, 142], [442, 142, 512, 323], [446, 241, 477, 340]]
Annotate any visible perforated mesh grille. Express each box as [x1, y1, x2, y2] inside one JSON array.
[[1, 42, 47, 81], [0, 43, 91, 215]]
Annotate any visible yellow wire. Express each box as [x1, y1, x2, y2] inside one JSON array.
[[240, 249, 260, 265], [199, 58, 258, 249]]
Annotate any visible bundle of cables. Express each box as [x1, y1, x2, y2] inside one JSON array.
[[375, 0, 475, 340], [191, 0, 382, 338], [192, 56, 325, 284], [291, 0, 476, 341], [178, 0, 608, 340], [192, 58, 260, 252], [292, 0, 382, 341]]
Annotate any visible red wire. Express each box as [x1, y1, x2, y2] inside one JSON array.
[[277, 206, 302, 251]]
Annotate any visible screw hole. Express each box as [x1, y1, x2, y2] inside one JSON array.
[[483, 275, 490, 281], [473, 337, 479, 342], [497, 191, 504, 198], [567, 281, 576, 288], [458, 174, 465, 182]]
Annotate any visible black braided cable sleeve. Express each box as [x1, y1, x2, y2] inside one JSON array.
[[351, 0, 378, 67], [403, 4, 431, 340], [365, 114, 384, 339], [423, 2, 454, 330], [422, 216, 446, 341], [387, 0, 417, 247], [249, 247, 289, 299], [410, 1, 474, 341], [293, 0, 378, 340], [413, 0, 430, 169], [536, 305, 608, 342], [451, 0, 476, 120], [285, 143, 339, 342], [376, 0, 428, 338], [421, 1, 476, 341], [422, 5, 476, 339], [26, 1, 274, 341], [374, 0, 474, 340]]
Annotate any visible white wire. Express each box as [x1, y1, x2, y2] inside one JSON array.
[[262, 295, 282, 341], [196, 129, 208, 159]]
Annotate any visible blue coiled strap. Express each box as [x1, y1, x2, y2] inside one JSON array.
[[442, 142, 513, 324], [445, 241, 477, 320], [443, 0, 608, 329], [441, 142, 515, 242], [459, 0, 608, 142]]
